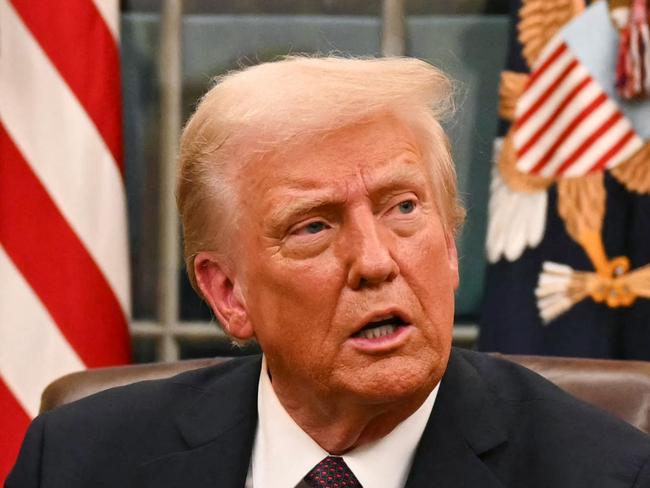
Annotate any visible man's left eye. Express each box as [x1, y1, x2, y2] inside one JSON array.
[[304, 221, 327, 234], [396, 200, 416, 214], [292, 221, 329, 236]]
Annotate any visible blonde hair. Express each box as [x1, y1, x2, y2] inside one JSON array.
[[177, 55, 465, 291]]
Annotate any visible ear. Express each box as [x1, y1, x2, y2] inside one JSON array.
[[193, 251, 255, 340], [445, 233, 459, 290]]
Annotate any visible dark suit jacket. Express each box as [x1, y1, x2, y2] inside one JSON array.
[[7, 348, 650, 487]]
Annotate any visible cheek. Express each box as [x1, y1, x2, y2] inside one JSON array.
[[403, 222, 451, 271], [247, 253, 345, 336], [272, 254, 345, 301], [400, 227, 456, 314]]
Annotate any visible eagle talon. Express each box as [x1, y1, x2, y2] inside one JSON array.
[[606, 256, 631, 278]]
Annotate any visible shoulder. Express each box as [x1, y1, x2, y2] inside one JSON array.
[[453, 348, 650, 440], [47, 353, 262, 422], [6, 355, 262, 487], [451, 348, 576, 401], [450, 348, 650, 486]]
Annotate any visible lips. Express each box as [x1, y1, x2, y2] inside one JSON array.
[[351, 311, 409, 339]]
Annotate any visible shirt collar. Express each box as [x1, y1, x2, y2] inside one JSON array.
[[252, 355, 438, 488]]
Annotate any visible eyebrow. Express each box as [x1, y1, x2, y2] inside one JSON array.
[[366, 164, 430, 204], [266, 191, 344, 233], [264, 152, 430, 231], [266, 172, 429, 232]]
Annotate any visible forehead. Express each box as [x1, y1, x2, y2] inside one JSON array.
[[239, 115, 430, 198]]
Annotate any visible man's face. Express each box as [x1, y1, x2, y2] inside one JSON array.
[[231, 115, 458, 406]]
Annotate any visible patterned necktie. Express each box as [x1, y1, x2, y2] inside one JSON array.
[[301, 456, 363, 488]]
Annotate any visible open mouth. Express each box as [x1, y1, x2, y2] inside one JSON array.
[[352, 314, 408, 340]]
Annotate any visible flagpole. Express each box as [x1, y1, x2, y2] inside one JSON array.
[[157, 0, 183, 362], [381, 0, 406, 56]]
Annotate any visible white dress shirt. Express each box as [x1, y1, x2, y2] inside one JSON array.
[[249, 356, 438, 488]]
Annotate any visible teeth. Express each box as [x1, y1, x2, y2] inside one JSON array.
[[358, 325, 396, 339]]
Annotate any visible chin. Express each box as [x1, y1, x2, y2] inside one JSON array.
[[338, 356, 442, 404]]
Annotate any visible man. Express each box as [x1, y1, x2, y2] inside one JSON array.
[[7, 56, 650, 487]]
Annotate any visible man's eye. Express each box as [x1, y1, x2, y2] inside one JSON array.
[[295, 221, 328, 235], [397, 200, 416, 214]]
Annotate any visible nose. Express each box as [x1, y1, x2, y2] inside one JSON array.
[[344, 208, 400, 289]]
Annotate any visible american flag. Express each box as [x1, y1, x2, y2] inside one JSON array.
[[514, 36, 644, 178], [0, 0, 131, 480]]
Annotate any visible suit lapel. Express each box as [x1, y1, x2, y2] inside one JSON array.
[[134, 350, 509, 487], [137, 356, 262, 488], [405, 349, 508, 488]]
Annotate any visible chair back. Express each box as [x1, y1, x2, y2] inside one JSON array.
[[40, 357, 224, 413], [40, 353, 650, 435], [500, 354, 650, 434]]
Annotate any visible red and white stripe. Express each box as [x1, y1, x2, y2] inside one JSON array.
[[514, 37, 643, 178], [0, 0, 130, 481]]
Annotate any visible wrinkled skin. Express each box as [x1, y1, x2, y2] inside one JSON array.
[[195, 115, 458, 452]]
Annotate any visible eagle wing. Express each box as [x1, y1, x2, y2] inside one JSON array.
[[486, 135, 552, 263], [611, 142, 650, 194], [556, 172, 605, 243], [518, 0, 585, 68], [499, 70, 529, 121], [498, 127, 553, 193]]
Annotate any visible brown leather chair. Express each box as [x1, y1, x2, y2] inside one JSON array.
[[39, 357, 226, 414], [40, 353, 650, 435], [497, 354, 650, 434]]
